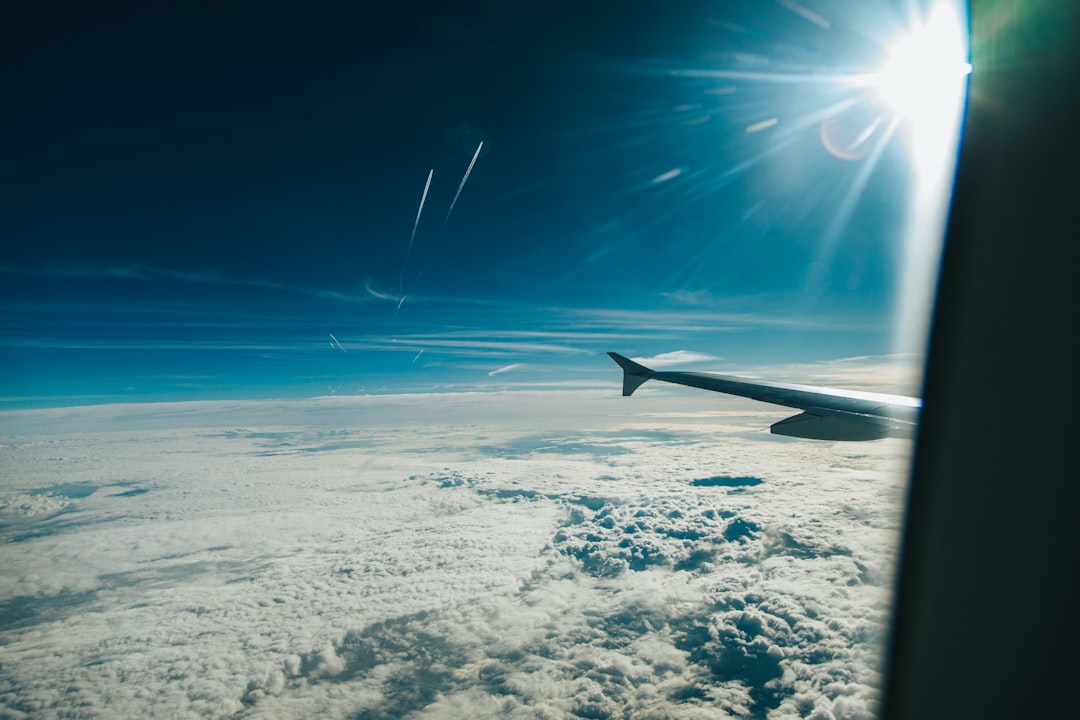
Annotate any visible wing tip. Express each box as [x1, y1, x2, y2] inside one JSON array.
[[608, 352, 654, 396]]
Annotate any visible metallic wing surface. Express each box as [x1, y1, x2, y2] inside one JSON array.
[[608, 352, 921, 440]]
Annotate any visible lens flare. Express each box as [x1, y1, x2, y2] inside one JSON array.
[[867, 2, 971, 174], [874, 1, 970, 360], [873, 12, 972, 122]]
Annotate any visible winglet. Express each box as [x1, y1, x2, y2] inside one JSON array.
[[608, 352, 654, 396]]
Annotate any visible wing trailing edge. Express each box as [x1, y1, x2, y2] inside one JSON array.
[[607, 352, 920, 441]]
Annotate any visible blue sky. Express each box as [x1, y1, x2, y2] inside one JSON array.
[[1, 0, 966, 406]]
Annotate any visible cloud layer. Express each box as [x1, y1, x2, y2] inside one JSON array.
[[0, 392, 909, 718]]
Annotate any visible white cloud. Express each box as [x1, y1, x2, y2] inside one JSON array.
[[0, 392, 911, 718], [651, 167, 684, 184], [0, 492, 71, 518], [632, 350, 722, 368]]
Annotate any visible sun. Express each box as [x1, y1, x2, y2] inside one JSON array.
[[818, 1, 970, 165], [870, 5, 972, 124], [860, 1, 972, 176], [868, 1, 971, 358]]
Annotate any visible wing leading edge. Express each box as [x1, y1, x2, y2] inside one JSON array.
[[608, 352, 920, 441]]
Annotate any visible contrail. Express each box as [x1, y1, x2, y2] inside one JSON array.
[[398, 143, 483, 314], [408, 169, 433, 252], [396, 247, 432, 315], [400, 169, 434, 296], [328, 332, 347, 352], [443, 140, 483, 229]]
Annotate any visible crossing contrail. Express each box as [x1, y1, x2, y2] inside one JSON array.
[[328, 332, 347, 352], [443, 141, 483, 229]]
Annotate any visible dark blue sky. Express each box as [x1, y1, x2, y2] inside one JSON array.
[[1, 0, 963, 405]]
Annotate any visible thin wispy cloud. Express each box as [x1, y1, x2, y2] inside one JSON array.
[[363, 279, 401, 302], [631, 350, 722, 368], [755, 353, 925, 394], [651, 167, 684, 184], [661, 289, 719, 306], [2, 264, 375, 304], [778, 0, 831, 30], [377, 338, 586, 356], [562, 306, 887, 334]]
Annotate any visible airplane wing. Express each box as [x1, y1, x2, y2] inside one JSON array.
[[608, 352, 921, 440]]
